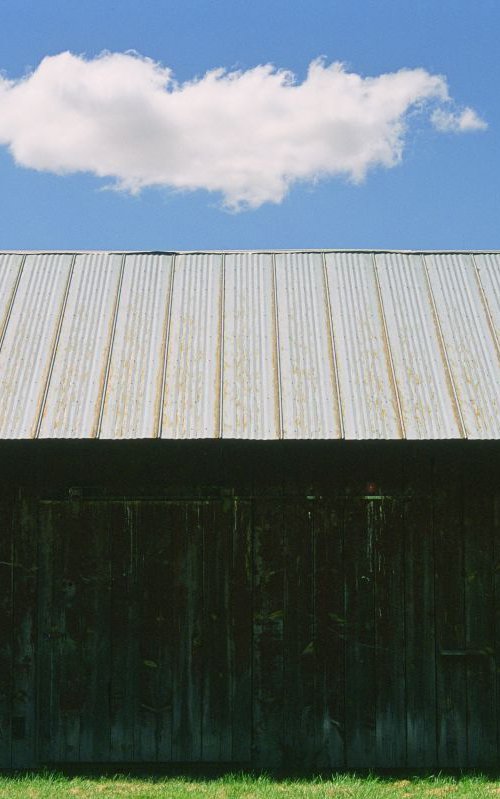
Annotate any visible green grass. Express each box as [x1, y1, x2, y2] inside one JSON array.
[[0, 774, 499, 799]]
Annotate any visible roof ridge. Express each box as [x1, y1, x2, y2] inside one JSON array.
[[1, 248, 500, 256]]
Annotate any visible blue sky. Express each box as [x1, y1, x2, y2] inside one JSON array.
[[0, 0, 498, 250]]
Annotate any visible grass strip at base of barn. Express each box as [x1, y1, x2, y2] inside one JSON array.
[[0, 773, 499, 798]]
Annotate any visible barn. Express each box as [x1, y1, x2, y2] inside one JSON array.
[[0, 249, 499, 771]]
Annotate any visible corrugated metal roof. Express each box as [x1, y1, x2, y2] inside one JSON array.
[[0, 250, 499, 440]]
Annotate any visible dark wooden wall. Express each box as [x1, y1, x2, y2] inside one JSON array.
[[0, 441, 499, 770]]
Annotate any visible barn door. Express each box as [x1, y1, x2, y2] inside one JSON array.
[[433, 457, 497, 769], [37, 497, 252, 764], [251, 497, 346, 770], [0, 494, 38, 769], [37, 499, 125, 762], [343, 494, 406, 768]]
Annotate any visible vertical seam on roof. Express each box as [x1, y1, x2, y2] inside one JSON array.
[[96, 254, 126, 439], [322, 252, 344, 439], [0, 254, 26, 356], [34, 254, 76, 439], [157, 254, 176, 438], [218, 253, 225, 439], [272, 253, 284, 439], [372, 253, 406, 439], [471, 253, 500, 363], [421, 254, 467, 439]]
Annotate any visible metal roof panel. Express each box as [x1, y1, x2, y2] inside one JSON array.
[[222, 252, 279, 439], [424, 253, 500, 439], [473, 253, 500, 355], [275, 252, 341, 439], [39, 253, 123, 438], [376, 253, 463, 439], [100, 253, 174, 439], [161, 253, 223, 438], [325, 251, 401, 439], [0, 254, 72, 438], [0, 254, 23, 344]]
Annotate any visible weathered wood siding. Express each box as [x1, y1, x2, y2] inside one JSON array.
[[0, 441, 498, 769]]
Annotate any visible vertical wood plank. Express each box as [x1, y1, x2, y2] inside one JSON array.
[[50, 499, 81, 762], [283, 501, 316, 767], [434, 450, 467, 767], [375, 497, 406, 767], [463, 451, 497, 767], [150, 503, 175, 764], [404, 448, 437, 767], [230, 499, 252, 763], [314, 499, 345, 768], [171, 503, 203, 761], [109, 502, 138, 762], [0, 497, 13, 768], [202, 500, 233, 761], [38, 500, 106, 764], [252, 499, 285, 768], [344, 496, 376, 767], [134, 502, 176, 762], [495, 471, 500, 768], [135, 502, 162, 761], [36, 503, 54, 763], [11, 494, 38, 768], [78, 503, 112, 762]]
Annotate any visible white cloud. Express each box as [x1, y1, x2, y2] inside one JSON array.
[[431, 106, 488, 133], [0, 52, 487, 209]]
